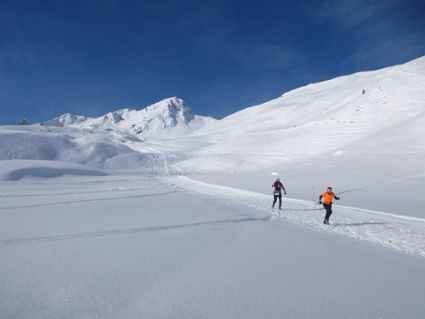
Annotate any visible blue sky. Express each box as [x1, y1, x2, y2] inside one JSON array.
[[1, 0, 424, 124]]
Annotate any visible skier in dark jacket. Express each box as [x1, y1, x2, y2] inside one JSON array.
[[319, 187, 340, 225], [272, 178, 287, 210]]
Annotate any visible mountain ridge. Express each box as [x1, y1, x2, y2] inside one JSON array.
[[1, 55, 424, 175], [41, 97, 216, 138]]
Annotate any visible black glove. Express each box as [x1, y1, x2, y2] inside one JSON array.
[[284, 192, 287, 195], [318, 201, 322, 204], [335, 197, 340, 200]]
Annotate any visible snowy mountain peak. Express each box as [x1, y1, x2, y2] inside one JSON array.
[[156, 96, 186, 109], [40, 97, 215, 138], [142, 97, 195, 127], [102, 111, 124, 124], [42, 113, 87, 127]]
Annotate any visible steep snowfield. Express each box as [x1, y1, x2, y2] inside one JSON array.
[[41, 97, 216, 138], [176, 56, 425, 172]]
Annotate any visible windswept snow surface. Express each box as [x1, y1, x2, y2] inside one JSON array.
[[1, 171, 425, 318]]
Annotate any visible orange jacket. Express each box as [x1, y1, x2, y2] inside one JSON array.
[[320, 192, 338, 204]]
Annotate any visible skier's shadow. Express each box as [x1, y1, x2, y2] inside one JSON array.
[[332, 221, 387, 227]]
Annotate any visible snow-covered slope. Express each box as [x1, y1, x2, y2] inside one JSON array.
[[160, 56, 424, 218], [41, 113, 87, 127], [42, 97, 215, 138], [0, 126, 165, 173], [1, 56, 424, 179], [176, 56, 425, 172]]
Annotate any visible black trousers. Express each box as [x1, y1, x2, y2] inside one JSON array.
[[273, 193, 282, 209], [323, 203, 332, 221]]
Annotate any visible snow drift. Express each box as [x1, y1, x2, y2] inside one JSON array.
[[0, 160, 107, 181], [0, 126, 163, 173]]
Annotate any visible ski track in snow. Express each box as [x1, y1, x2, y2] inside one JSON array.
[[0, 186, 154, 198], [0, 216, 271, 246], [0, 190, 186, 211], [164, 176, 425, 258]]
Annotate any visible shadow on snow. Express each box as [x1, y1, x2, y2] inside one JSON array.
[[332, 221, 387, 227], [0, 216, 272, 246]]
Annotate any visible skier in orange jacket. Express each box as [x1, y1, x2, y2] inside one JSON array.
[[319, 187, 340, 225]]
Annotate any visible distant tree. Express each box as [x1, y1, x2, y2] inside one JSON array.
[[17, 119, 28, 125], [362, 89, 366, 95]]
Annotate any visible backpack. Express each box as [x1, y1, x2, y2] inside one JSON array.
[[273, 181, 282, 194]]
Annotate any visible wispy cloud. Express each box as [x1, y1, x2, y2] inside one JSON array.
[[349, 33, 425, 67], [315, 0, 399, 28], [317, 0, 376, 27], [226, 43, 310, 71], [312, 0, 425, 68]]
